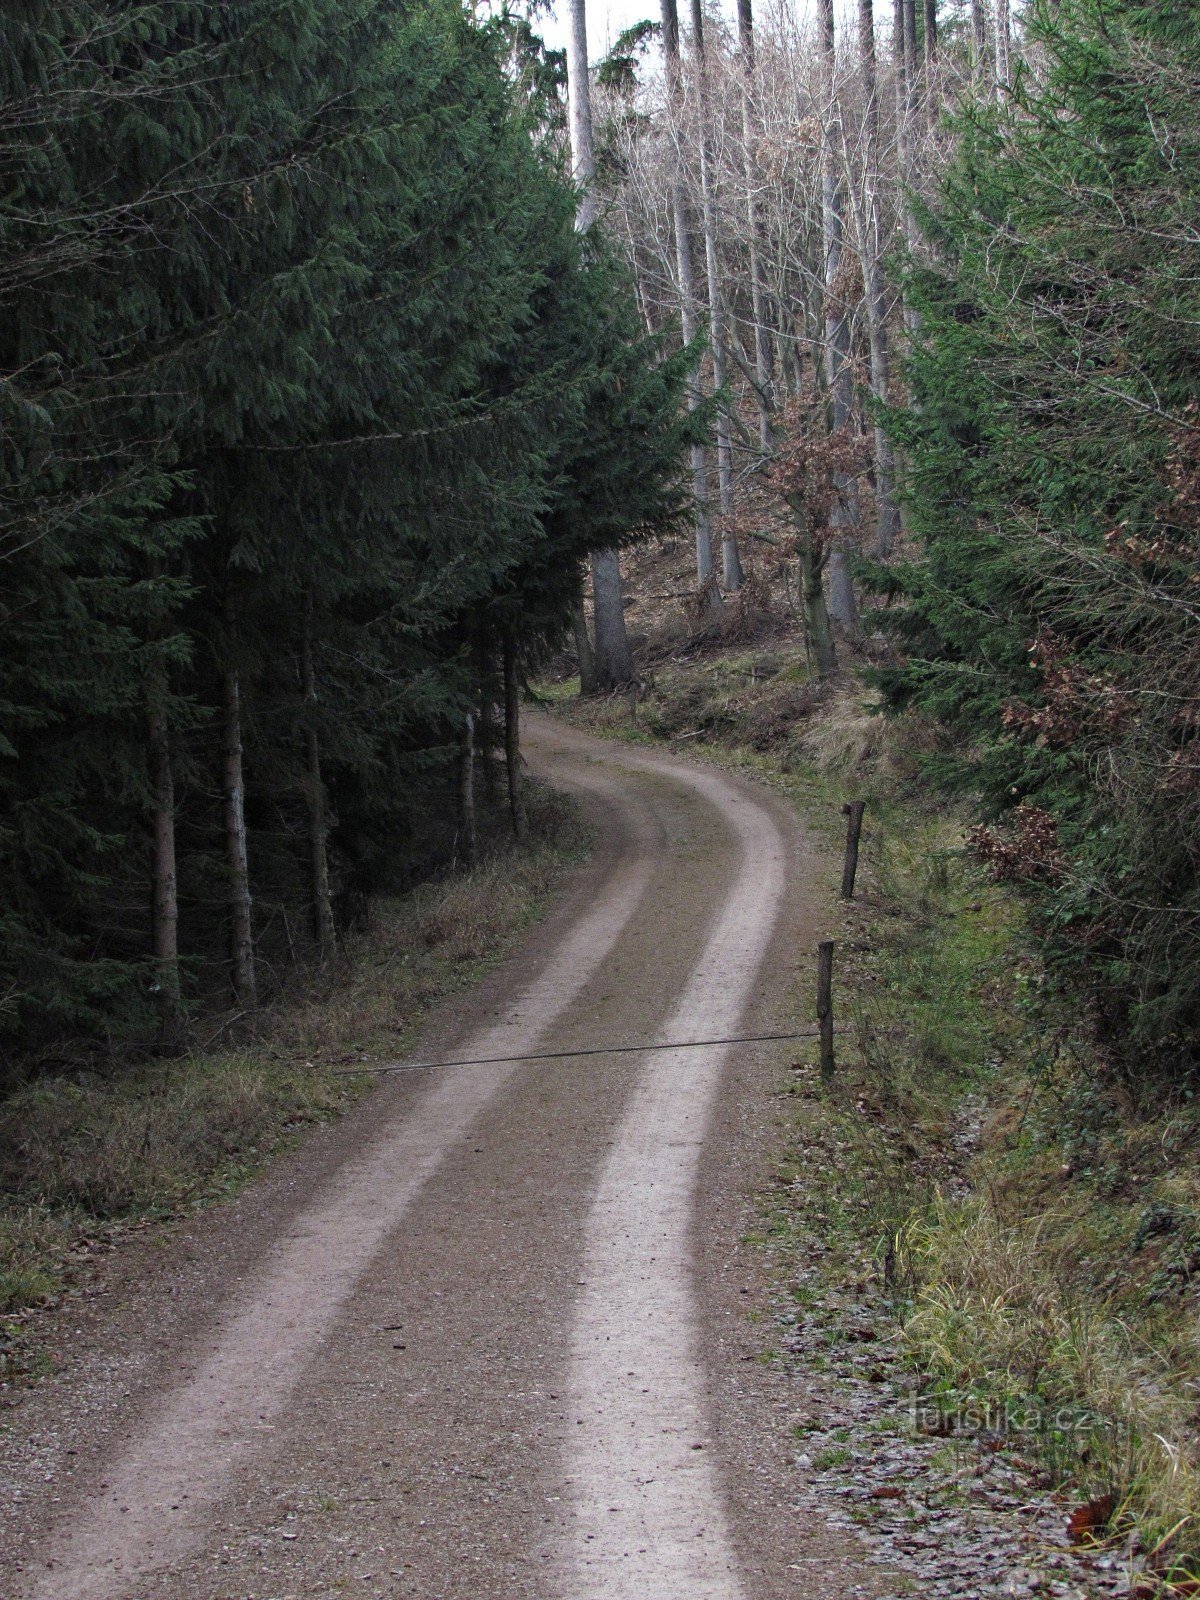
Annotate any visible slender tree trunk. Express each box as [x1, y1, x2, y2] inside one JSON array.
[[817, 0, 862, 636], [736, 0, 775, 455], [567, 0, 635, 679], [894, 0, 923, 334], [660, 0, 718, 591], [798, 534, 839, 678], [475, 627, 499, 805], [459, 711, 477, 870], [923, 0, 939, 127], [995, 0, 1011, 88], [222, 662, 257, 1008], [301, 595, 336, 962], [673, 183, 717, 588], [147, 686, 181, 1036], [902, 0, 918, 93], [565, 0, 598, 232], [689, 0, 743, 591], [591, 547, 635, 686], [971, 0, 989, 83], [572, 595, 598, 695], [502, 633, 527, 841], [855, 0, 901, 555]]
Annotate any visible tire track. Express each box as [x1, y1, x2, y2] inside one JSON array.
[[19, 761, 660, 1600], [558, 757, 788, 1600]]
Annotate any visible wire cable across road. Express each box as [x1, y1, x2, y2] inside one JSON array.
[[333, 1028, 839, 1078]]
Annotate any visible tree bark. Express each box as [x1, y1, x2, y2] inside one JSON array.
[[817, 0, 862, 635], [221, 662, 257, 1008], [971, 0, 989, 84], [855, 0, 901, 556], [147, 685, 181, 1036], [688, 0, 743, 591], [572, 595, 598, 695], [565, 0, 598, 231], [661, 0, 718, 590], [892, 0, 923, 337], [923, 0, 939, 127], [459, 710, 477, 870], [567, 0, 636, 680], [902, 0, 918, 92], [591, 547, 635, 686], [475, 626, 499, 805], [301, 595, 336, 962], [736, 0, 775, 456], [503, 633, 527, 841], [797, 531, 839, 678], [995, 0, 1012, 89]]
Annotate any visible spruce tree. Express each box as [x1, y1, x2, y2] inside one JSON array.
[[882, 0, 1200, 1067]]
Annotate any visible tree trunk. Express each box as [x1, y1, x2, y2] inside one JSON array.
[[797, 532, 839, 678], [222, 663, 257, 1008], [147, 686, 181, 1037], [971, 0, 989, 83], [459, 710, 477, 870], [902, 0, 918, 93], [661, 0, 718, 590], [591, 547, 635, 686], [889, 0, 921, 341], [565, 0, 598, 232], [503, 634, 527, 841], [475, 626, 499, 805], [995, 0, 1011, 88], [923, 0, 939, 128], [736, 0, 775, 455], [567, 0, 636, 679], [301, 595, 336, 962], [689, 0, 743, 591], [817, 0, 862, 636], [855, 0, 901, 556], [572, 595, 598, 695]]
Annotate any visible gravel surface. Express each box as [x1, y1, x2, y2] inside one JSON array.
[[1, 718, 887, 1599]]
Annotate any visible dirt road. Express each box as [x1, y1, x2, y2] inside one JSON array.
[[1, 717, 884, 1599]]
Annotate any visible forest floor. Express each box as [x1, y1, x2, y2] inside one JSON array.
[[533, 536, 1200, 1599]]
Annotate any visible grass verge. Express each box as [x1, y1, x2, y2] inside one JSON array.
[[545, 641, 1200, 1593], [0, 782, 589, 1381]]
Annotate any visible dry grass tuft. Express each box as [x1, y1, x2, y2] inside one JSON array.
[[794, 683, 942, 784]]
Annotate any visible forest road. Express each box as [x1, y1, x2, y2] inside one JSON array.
[[1, 715, 886, 1600]]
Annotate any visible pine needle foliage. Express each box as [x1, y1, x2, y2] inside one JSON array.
[[0, 0, 693, 1049], [879, 0, 1200, 1074]]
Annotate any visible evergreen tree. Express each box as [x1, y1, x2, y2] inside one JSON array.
[[0, 0, 695, 1051], [881, 0, 1200, 1069]]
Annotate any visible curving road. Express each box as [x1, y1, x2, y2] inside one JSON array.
[[1, 717, 882, 1599]]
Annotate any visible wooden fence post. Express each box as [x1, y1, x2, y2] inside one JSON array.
[[817, 939, 835, 1078], [840, 800, 866, 900]]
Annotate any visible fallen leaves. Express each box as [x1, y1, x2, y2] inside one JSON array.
[[1066, 1492, 1116, 1545]]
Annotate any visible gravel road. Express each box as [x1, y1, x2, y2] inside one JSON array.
[[1, 716, 888, 1600]]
